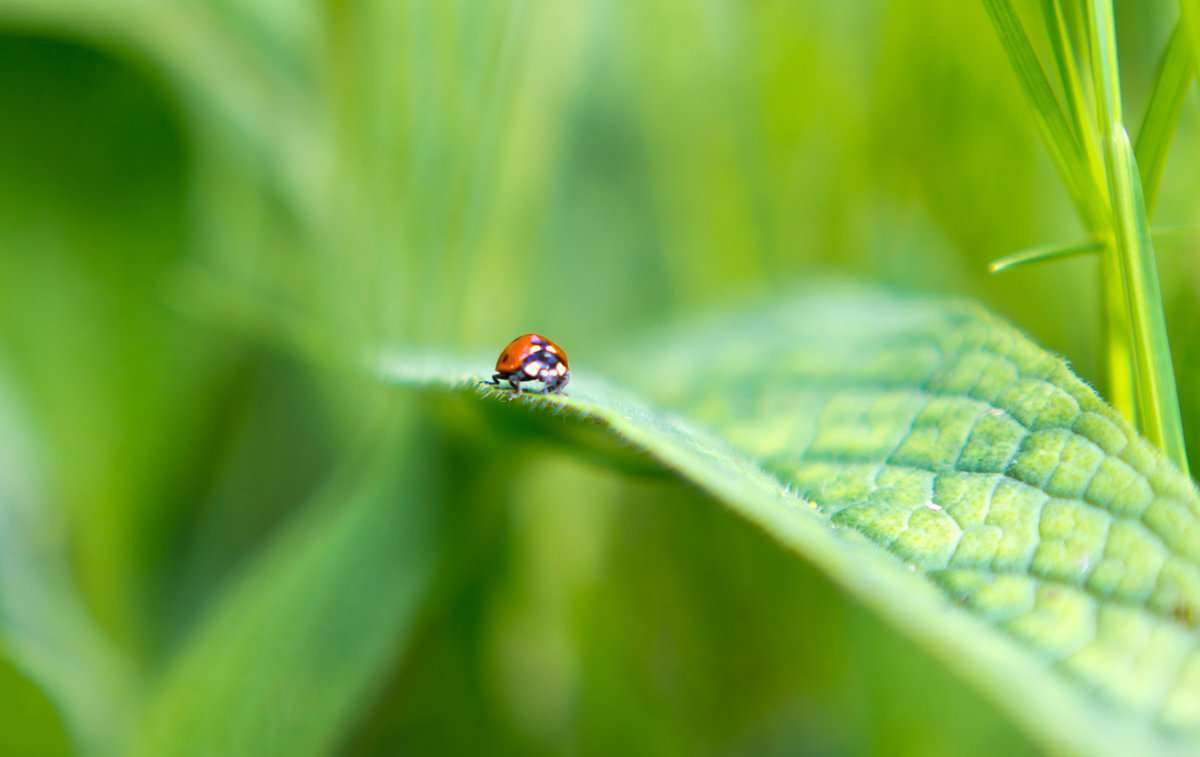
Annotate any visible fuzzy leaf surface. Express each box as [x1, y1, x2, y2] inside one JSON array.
[[381, 283, 1200, 756]]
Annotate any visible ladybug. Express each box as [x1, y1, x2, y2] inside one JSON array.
[[488, 333, 569, 394]]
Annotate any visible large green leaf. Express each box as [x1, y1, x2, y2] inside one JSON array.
[[380, 283, 1200, 756]]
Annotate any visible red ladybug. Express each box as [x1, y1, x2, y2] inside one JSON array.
[[488, 333, 569, 394]]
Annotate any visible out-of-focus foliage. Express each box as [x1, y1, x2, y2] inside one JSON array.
[[0, 0, 1196, 755]]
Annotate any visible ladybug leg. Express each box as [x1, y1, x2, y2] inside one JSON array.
[[486, 373, 503, 386], [541, 371, 568, 395], [509, 376, 522, 394]]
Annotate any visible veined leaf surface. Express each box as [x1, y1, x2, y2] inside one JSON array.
[[380, 283, 1200, 756]]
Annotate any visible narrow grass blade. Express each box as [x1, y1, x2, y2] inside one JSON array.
[[988, 224, 1200, 273], [982, 0, 1106, 231], [989, 238, 1103, 273], [1041, 0, 1109, 210], [1087, 0, 1188, 469], [1134, 23, 1195, 218]]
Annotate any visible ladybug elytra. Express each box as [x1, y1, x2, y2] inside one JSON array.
[[488, 333, 569, 394]]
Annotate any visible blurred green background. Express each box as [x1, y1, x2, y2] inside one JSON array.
[[0, 0, 1196, 754]]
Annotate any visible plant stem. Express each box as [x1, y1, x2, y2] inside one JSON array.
[[1086, 0, 1188, 469], [1102, 254, 1138, 430]]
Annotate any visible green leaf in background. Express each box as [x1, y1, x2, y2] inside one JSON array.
[[131, 409, 440, 757], [0, 659, 69, 757], [382, 283, 1200, 757], [0, 370, 132, 755]]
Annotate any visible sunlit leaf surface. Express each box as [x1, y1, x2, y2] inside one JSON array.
[[381, 283, 1200, 757]]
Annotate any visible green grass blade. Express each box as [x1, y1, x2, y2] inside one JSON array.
[[1041, 0, 1109, 210], [981, 0, 1106, 231], [988, 224, 1200, 273], [1086, 0, 1188, 470], [989, 238, 1103, 272], [380, 283, 1200, 756], [1134, 23, 1195, 218]]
